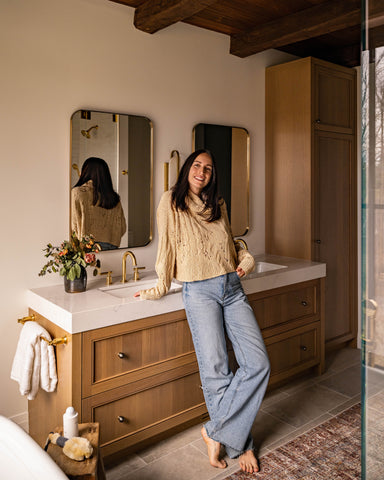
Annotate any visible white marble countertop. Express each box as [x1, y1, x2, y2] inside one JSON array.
[[27, 254, 326, 334]]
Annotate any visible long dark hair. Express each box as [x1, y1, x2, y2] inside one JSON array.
[[74, 157, 120, 209], [171, 149, 221, 222]]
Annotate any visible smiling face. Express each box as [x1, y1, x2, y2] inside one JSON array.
[[188, 152, 213, 196]]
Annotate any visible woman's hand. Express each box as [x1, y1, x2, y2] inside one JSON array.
[[236, 266, 245, 278]]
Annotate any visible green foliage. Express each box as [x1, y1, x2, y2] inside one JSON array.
[[39, 231, 101, 281]]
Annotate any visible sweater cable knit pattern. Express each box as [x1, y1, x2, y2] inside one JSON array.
[[141, 191, 255, 300]]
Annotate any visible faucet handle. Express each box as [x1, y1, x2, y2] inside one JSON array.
[[100, 270, 113, 286], [133, 266, 145, 282]]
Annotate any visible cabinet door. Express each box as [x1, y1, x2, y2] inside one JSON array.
[[314, 131, 357, 347], [313, 63, 356, 135]]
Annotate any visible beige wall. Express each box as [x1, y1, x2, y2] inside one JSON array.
[[0, 0, 296, 424]]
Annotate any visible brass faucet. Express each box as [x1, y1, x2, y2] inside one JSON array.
[[121, 251, 145, 283]]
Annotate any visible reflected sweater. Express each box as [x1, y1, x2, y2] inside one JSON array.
[[141, 190, 255, 300], [71, 180, 127, 247]]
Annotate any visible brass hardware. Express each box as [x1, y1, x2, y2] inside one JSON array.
[[117, 352, 125, 359], [117, 416, 126, 423], [133, 266, 146, 282], [72, 163, 81, 177], [170, 150, 180, 177], [81, 125, 98, 138], [164, 162, 169, 191], [121, 251, 137, 283], [301, 301, 308, 307], [234, 238, 248, 250], [40, 336, 68, 347], [18, 314, 36, 324], [121, 170, 128, 175], [100, 271, 113, 286], [18, 315, 68, 346]]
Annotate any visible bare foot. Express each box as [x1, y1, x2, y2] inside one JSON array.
[[201, 427, 227, 469], [239, 450, 259, 474]]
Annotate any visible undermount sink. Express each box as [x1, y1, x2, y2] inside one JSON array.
[[254, 261, 288, 273], [99, 278, 182, 299]]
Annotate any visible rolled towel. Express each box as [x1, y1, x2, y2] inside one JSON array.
[[11, 321, 58, 400]]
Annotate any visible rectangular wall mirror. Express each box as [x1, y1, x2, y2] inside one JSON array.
[[193, 123, 250, 237], [70, 110, 153, 249]]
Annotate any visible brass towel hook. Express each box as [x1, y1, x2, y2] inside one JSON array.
[[17, 314, 68, 347], [40, 336, 68, 347], [18, 314, 36, 324]]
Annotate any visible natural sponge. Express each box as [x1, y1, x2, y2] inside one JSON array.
[[45, 432, 93, 461]]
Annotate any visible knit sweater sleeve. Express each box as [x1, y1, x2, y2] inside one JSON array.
[[140, 192, 176, 300]]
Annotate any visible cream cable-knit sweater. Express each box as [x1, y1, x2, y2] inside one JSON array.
[[71, 180, 127, 248], [141, 190, 255, 300]]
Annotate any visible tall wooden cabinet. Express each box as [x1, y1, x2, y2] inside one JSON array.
[[265, 57, 357, 350]]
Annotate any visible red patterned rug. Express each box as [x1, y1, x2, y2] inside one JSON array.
[[226, 403, 361, 480]]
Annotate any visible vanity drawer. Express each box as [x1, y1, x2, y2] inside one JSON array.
[[82, 310, 196, 397], [82, 368, 206, 455], [265, 322, 321, 386], [249, 280, 319, 335]]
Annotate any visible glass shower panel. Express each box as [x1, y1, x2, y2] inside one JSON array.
[[361, 1, 384, 477]]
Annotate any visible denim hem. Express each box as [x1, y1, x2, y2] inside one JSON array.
[[204, 424, 250, 459]]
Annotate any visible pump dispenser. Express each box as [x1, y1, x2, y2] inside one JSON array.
[[63, 406, 78, 439]]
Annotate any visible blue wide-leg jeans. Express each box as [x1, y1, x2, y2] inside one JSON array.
[[182, 272, 270, 459]]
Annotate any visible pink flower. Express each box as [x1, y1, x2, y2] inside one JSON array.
[[84, 253, 96, 264]]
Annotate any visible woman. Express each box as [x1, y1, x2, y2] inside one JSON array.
[[135, 149, 270, 474], [71, 157, 126, 250]]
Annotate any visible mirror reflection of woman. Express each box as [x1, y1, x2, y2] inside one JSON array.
[[71, 157, 126, 250], [135, 149, 270, 474]]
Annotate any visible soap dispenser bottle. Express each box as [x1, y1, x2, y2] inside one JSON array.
[[63, 406, 79, 439]]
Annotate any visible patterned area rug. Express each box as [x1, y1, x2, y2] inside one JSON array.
[[226, 403, 361, 480]]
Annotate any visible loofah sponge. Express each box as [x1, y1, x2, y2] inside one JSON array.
[[45, 432, 93, 461]]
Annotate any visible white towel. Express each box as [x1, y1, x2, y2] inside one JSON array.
[[11, 321, 58, 400]]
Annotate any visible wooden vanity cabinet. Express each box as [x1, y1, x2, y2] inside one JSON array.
[[265, 56, 357, 350], [28, 277, 324, 459]]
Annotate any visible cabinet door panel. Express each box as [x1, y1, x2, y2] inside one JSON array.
[[314, 132, 357, 345], [314, 64, 356, 134]]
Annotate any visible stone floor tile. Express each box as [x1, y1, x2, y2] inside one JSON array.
[[318, 364, 361, 397], [119, 444, 227, 480], [138, 422, 203, 463], [105, 453, 147, 479], [263, 384, 348, 428], [325, 347, 360, 372]]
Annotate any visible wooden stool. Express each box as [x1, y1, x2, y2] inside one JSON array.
[[46, 423, 106, 480]]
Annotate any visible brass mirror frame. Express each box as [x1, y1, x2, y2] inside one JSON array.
[[192, 123, 250, 237], [70, 109, 153, 249]]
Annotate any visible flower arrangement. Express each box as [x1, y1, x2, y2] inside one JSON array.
[[39, 232, 101, 281]]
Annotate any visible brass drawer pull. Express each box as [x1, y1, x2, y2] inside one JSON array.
[[300, 345, 308, 351], [301, 301, 308, 307], [117, 415, 126, 423], [117, 352, 126, 359]]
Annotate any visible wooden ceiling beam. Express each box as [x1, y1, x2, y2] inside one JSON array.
[[134, 0, 218, 34], [230, 0, 361, 58]]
